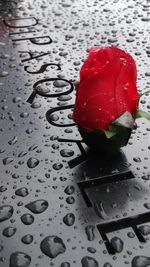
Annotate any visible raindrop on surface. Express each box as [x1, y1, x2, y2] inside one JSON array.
[[133, 157, 141, 163], [8, 136, 18, 145], [64, 185, 75, 195], [18, 151, 28, 158], [0, 186, 7, 192], [20, 112, 29, 118], [144, 202, 150, 209], [81, 256, 99, 267], [63, 213, 75, 226], [103, 263, 112, 267], [21, 234, 33, 244], [2, 226, 16, 237], [93, 201, 107, 219], [53, 163, 63, 170], [110, 236, 124, 253], [31, 102, 41, 109], [21, 213, 34, 225], [0, 71, 9, 77], [139, 225, 150, 235], [60, 263, 70, 267], [132, 256, 150, 267], [28, 144, 38, 151], [27, 157, 39, 168], [85, 225, 95, 241], [60, 149, 74, 157], [3, 157, 14, 165], [25, 199, 48, 214], [49, 114, 59, 121], [0, 205, 14, 222], [53, 80, 69, 88], [127, 232, 135, 238], [15, 187, 29, 197], [40, 236, 66, 258], [66, 196, 75, 204], [87, 247, 96, 254], [13, 97, 22, 103], [9, 252, 31, 267], [58, 95, 72, 101]]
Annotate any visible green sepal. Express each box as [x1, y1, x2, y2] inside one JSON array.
[[135, 109, 150, 121], [112, 111, 135, 129], [103, 129, 116, 139]]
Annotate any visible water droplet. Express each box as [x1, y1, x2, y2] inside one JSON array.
[[64, 185, 75, 195], [31, 102, 41, 109], [110, 236, 124, 253], [66, 196, 75, 204], [15, 187, 29, 197], [81, 256, 99, 267], [0, 186, 7, 192], [13, 97, 22, 103], [60, 263, 70, 267], [85, 225, 95, 241], [2, 227, 16, 237], [144, 202, 150, 209], [25, 199, 48, 214], [3, 157, 14, 165], [21, 234, 33, 244], [53, 163, 63, 170], [127, 232, 135, 238], [139, 225, 150, 235], [87, 247, 96, 254], [10, 252, 31, 267], [60, 149, 74, 157], [63, 213, 75, 226], [53, 80, 69, 88], [93, 201, 107, 219], [0, 71, 9, 77], [132, 256, 150, 267], [27, 157, 39, 168], [103, 263, 112, 267], [21, 213, 34, 225], [28, 144, 38, 151], [18, 151, 28, 158], [40, 236, 66, 258], [8, 136, 18, 145], [20, 112, 29, 118], [49, 114, 59, 121], [133, 157, 141, 163], [0, 205, 14, 222]]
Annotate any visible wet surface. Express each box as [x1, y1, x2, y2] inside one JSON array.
[[0, 0, 150, 266]]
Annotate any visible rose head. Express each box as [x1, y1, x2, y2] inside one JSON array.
[[73, 46, 139, 132]]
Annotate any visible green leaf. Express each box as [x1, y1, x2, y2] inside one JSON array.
[[135, 109, 150, 121], [103, 129, 116, 139], [112, 111, 135, 129]]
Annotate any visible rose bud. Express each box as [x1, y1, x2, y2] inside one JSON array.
[[73, 46, 150, 152]]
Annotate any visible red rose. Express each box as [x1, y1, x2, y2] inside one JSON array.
[[73, 46, 139, 132]]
